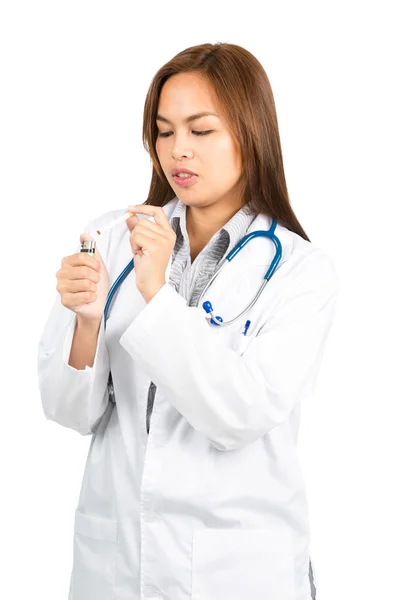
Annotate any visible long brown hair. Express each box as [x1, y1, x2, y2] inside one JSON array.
[[141, 42, 310, 242]]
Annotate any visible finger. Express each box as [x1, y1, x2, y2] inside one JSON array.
[[80, 232, 94, 245], [126, 211, 156, 230], [125, 213, 139, 234], [63, 253, 100, 271], [65, 265, 100, 283], [127, 204, 170, 231], [66, 278, 97, 293], [132, 226, 157, 241], [133, 218, 169, 238], [132, 232, 157, 251], [130, 225, 148, 252]]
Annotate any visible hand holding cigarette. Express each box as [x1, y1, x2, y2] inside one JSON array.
[[93, 205, 169, 303]]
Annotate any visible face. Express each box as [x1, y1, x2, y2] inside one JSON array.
[[155, 72, 243, 212]]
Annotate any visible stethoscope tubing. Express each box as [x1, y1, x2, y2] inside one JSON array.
[[196, 219, 282, 327], [101, 218, 282, 330]]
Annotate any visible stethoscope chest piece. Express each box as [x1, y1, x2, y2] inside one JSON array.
[[202, 301, 223, 325]]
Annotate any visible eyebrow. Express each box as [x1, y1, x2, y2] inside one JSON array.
[[156, 111, 219, 125]]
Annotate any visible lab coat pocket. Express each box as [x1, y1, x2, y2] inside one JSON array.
[[191, 528, 296, 600], [72, 509, 118, 600]]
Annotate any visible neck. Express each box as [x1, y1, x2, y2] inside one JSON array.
[[186, 197, 243, 245]]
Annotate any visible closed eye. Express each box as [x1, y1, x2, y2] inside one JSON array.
[[158, 130, 214, 138]]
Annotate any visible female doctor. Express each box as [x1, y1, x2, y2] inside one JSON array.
[[38, 43, 339, 600]]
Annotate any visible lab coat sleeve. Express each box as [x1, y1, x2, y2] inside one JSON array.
[[119, 246, 340, 451], [37, 214, 114, 436]]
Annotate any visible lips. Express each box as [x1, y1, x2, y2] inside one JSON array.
[[172, 172, 198, 187], [171, 168, 198, 177]]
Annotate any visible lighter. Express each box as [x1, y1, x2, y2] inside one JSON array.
[[80, 240, 96, 257]]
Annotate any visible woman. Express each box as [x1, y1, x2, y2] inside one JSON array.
[[38, 42, 339, 600]]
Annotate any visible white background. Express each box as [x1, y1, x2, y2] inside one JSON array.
[[1, 1, 399, 598]]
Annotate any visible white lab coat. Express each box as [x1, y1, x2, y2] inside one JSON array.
[[37, 196, 339, 600]]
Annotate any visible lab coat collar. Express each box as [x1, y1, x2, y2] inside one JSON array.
[[162, 196, 293, 280], [169, 197, 257, 263]]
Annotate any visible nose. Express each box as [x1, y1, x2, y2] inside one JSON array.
[[172, 148, 194, 160], [171, 133, 194, 160]]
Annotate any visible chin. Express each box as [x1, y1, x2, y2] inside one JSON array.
[[177, 196, 206, 207]]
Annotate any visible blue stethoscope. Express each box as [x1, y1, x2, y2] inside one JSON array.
[[101, 218, 282, 336]]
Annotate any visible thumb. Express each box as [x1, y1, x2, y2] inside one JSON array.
[[125, 213, 139, 234], [80, 232, 94, 244]]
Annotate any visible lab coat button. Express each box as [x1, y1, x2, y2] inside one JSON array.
[[143, 584, 160, 598], [143, 512, 158, 522]]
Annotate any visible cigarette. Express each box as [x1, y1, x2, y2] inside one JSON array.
[[96, 211, 135, 235]]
